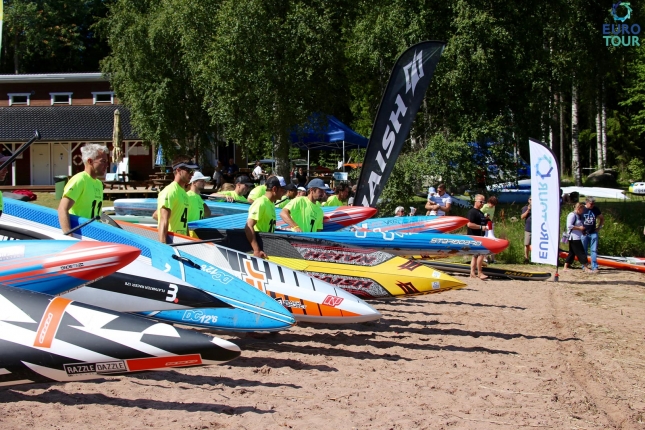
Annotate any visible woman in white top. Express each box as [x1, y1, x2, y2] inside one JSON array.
[[563, 202, 590, 271]]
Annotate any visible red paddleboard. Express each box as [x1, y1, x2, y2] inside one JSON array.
[[276, 206, 378, 231], [558, 251, 645, 273]]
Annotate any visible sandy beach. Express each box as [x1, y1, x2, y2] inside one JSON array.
[[1, 265, 643, 429]]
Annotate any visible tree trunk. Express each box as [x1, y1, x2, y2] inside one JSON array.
[[13, 32, 19, 74], [571, 84, 581, 186], [596, 102, 603, 169], [601, 95, 608, 167]]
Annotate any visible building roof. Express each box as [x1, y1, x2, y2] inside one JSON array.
[[0, 106, 139, 141], [0, 73, 106, 83]]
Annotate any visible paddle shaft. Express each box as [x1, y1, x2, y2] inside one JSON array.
[[64, 216, 100, 236]]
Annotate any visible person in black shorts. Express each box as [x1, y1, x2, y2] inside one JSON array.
[[467, 194, 489, 280]]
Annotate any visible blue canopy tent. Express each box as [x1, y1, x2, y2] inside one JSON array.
[[289, 115, 368, 173]]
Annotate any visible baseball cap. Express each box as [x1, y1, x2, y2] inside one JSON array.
[[235, 175, 254, 186], [306, 178, 330, 191], [297, 186, 306, 192], [172, 160, 199, 170], [189, 171, 211, 184], [285, 183, 297, 191], [265, 176, 286, 189]]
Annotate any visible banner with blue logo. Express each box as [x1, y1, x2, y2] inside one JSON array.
[[529, 138, 560, 266]]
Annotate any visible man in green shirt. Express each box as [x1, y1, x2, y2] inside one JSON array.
[[245, 176, 286, 258], [57, 143, 108, 234], [186, 171, 212, 237], [157, 156, 198, 242], [248, 175, 288, 204], [323, 183, 350, 207], [210, 175, 253, 203], [280, 178, 328, 232], [276, 183, 297, 208]]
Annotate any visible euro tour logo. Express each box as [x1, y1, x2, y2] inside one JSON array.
[[603, 2, 640, 47]]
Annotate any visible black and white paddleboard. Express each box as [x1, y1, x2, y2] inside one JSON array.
[[0, 284, 241, 387]]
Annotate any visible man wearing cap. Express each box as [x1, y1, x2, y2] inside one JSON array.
[[57, 143, 108, 234], [581, 196, 604, 273], [276, 183, 298, 208], [186, 172, 212, 237], [323, 183, 350, 207], [245, 176, 286, 258], [210, 175, 253, 203], [0, 155, 11, 217], [247, 175, 287, 203], [296, 186, 307, 197], [280, 178, 327, 232], [157, 155, 198, 243]]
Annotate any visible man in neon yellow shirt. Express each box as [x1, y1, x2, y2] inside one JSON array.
[[323, 183, 350, 207], [280, 178, 328, 232], [245, 176, 285, 258], [210, 175, 253, 203], [276, 183, 297, 208], [186, 171, 212, 237], [157, 156, 198, 242], [57, 143, 108, 233], [248, 175, 288, 203]]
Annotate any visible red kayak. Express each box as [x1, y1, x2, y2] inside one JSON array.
[[558, 251, 645, 273]]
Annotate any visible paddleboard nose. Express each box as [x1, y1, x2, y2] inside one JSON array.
[[61, 241, 141, 280]]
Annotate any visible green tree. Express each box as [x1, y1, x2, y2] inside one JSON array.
[[1, 0, 109, 73]]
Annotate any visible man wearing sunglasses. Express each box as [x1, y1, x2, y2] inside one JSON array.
[[466, 194, 489, 280], [157, 156, 199, 243]]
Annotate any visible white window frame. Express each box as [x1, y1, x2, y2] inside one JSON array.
[[50, 92, 73, 105], [8, 93, 31, 106], [91, 91, 114, 104]]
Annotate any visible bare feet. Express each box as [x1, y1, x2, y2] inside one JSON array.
[[479, 275, 489, 281]]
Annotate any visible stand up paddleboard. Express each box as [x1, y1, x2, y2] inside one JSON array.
[[558, 251, 645, 273], [0, 219, 234, 312], [413, 260, 552, 281], [113, 198, 250, 217], [343, 215, 468, 234], [116, 221, 382, 324], [0, 284, 240, 387], [0, 240, 140, 292], [188, 206, 377, 232], [192, 229, 467, 299], [4, 199, 296, 332], [269, 230, 510, 257]]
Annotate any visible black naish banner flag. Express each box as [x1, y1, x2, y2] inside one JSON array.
[[355, 41, 445, 207]]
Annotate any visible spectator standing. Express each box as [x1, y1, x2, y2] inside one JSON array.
[[481, 196, 499, 221], [295, 167, 308, 188], [581, 197, 604, 273], [466, 194, 489, 280], [521, 197, 532, 263], [252, 160, 263, 181], [426, 187, 436, 215], [394, 206, 406, 217], [563, 202, 590, 271], [425, 183, 452, 216], [57, 143, 108, 234], [222, 158, 239, 183]]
